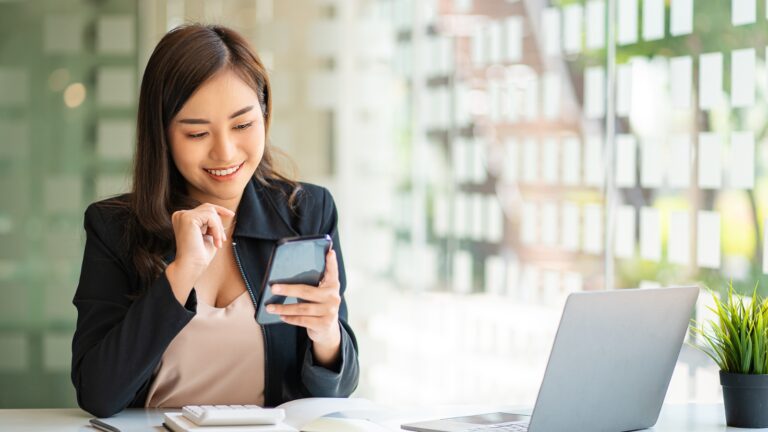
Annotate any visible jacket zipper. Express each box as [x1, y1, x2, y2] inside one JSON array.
[[232, 241, 270, 401]]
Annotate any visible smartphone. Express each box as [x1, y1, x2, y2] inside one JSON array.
[[256, 234, 333, 325]]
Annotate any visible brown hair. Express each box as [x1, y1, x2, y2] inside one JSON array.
[[114, 23, 300, 288]]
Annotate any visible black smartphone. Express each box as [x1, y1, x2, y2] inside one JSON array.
[[256, 234, 333, 325]]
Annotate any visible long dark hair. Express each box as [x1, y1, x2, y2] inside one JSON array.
[[113, 23, 300, 288]]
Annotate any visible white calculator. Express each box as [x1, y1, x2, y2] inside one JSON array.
[[181, 404, 286, 426]]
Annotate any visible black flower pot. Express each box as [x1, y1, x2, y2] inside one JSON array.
[[720, 371, 768, 428]]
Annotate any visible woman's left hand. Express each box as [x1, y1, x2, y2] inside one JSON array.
[[266, 249, 342, 365]]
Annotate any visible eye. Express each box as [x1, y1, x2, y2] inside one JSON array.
[[234, 122, 253, 131], [188, 131, 208, 139]]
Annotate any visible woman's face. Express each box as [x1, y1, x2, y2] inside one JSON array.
[[168, 68, 266, 209]]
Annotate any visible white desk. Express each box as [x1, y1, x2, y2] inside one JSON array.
[[0, 404, 758, 431]]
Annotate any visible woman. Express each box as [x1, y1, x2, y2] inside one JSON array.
[[70, 24, 359, 418]]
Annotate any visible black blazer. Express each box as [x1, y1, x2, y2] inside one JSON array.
[[71, 178, 359, 418]]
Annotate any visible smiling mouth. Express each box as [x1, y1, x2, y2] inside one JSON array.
[[204, 162, 244, 177]]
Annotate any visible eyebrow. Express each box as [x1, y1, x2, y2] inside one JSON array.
[[177, 105, 254, 124]]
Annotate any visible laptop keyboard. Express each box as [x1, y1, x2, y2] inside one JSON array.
[[466, 422, 529, 431]]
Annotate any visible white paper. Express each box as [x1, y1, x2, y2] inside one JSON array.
[[542, 202, 558, 246], [667, 134, 691, 188], [670, 56, 692, 109], [729, 131, 755, 189], [487, 21, 503, 64], [542, 72, 561, 119], [615, 205, 636, 258], [453, 250, 473, 294], [618, 0, 639, 45], [640, 207, 661, 261], [699, 52, 724, 110], [586, 0, 606, 49], [583, 204, 603, 254], [489, 79, 502, 122], [616, 63, 632, 116], [503, 138, 519, 183], [505, 16, 523, 62], [97, 15, 135, 54], [585, 66, 605, 119], [563, 4, 583, 54], [697, 211, 721, 269], [731, 48, 755, 107], [616, 134, 637, 187], [732, 0, 756, 25], [584, 134, 604, 187], [521, 202, 538, 245], [698, 132, 723, 189], [542, 8, 562, 57], [670, 0, 693, 36], [486, 195, 504, 243], [562, 136, 581, 185], [561, 202, 580, 251], [522, 138, 538, 183], [668, 211, 691, 265], [485, 255, 506, 295], [643, 0, 665, 41], [542, 137, 559, 184], [472, 193, 486, 241], [641, 137, 663, 187]]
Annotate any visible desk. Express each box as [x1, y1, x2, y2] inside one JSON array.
[[0, 404, 759, 431]]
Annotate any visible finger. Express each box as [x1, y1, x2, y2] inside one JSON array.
[[203, 207, 226, 248], [209, 203, 236, 218], [320, 249, 339, 288], [279, 315, 328, 330], [266, 302, 336, 317], [271, 283, 330, 303]]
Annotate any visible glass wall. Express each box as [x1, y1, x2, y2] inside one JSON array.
[[2, 0, 765, 409]]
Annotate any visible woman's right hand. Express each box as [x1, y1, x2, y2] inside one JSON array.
[[166, 204, 235, 300]]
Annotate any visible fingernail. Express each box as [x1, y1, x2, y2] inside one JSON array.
[[272, 285, 281, 294], [266, 305, 275, 312]]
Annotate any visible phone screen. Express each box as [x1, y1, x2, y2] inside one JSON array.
[[256, 235, 332, 325]]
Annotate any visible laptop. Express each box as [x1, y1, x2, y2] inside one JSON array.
[[402, 286, 700, 432]]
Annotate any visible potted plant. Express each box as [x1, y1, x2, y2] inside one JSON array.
[[690, 283, 768, 428]]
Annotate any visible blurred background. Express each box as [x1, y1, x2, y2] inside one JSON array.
[[1, 0, 767, 410]]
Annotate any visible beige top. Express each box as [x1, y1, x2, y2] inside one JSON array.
[[145, 290, 265, 408]]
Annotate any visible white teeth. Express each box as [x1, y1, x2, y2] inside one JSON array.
[[206, 164, 240, 176]]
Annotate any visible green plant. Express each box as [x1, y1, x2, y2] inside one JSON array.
[[690, 282, 768, 374]]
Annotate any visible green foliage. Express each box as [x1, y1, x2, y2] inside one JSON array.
[[691, 282, 768, 374]]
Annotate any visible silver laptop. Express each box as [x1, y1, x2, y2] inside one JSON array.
[[402, 286, 700, 432]]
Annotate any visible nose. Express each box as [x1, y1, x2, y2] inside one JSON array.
[[209, 130, 237, 163]]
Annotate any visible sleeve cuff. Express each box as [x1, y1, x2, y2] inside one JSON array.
[[301, 322, 357, 395], [151, 271, 197, 323]]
